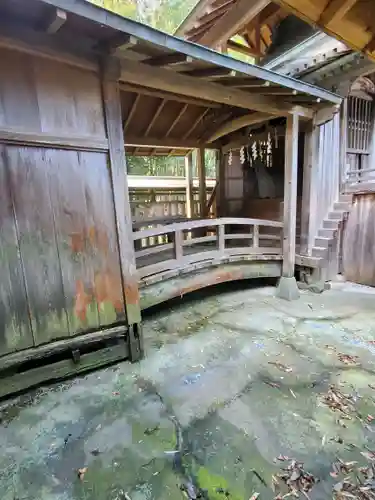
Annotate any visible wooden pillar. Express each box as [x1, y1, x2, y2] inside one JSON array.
[[300, 119, 318, 255], [185, 152, 194, 218], [101, 58, 143, 360], [197, 147, 207, 218], [339, 98, 348, 191], [217, 149, 226, 217], [277, 112, 300, 300]]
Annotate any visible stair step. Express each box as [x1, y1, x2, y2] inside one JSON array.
[[333, 201, 351, 211], [327, 211, 345, 220], [318, 228, 336, 239], [315, 237, 331, 248], [339, 194, 352, 203], [312, 246, 328, 258], [323, 219, 340, 230]]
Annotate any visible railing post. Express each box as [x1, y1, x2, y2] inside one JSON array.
[[218, 223, 225, 255], [277, 112, 300, 300], [253, 224, 259, 249], [197, 147, 207, 218], [175, 229, 183, 262], [185, 152, 194, 218]]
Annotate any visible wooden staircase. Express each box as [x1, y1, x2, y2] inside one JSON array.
[[311, 194, 352, 262]]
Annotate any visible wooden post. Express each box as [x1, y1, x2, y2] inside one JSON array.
[[185, 152, 194, 218], [197, 147, 207, 218], [339, 98, 348, 192], [300, 119, 318, 255], [217, 149, 226, 217], [101, 58, 143, 360], [277, 113, 300, 300]]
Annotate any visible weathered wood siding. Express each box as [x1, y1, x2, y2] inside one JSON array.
[[0, 47, 126, 354], [308, 114, 341, 241], [343, 194, 375, 286]]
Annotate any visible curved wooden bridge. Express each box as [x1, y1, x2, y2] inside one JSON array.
[[133, 217, 284, 309]]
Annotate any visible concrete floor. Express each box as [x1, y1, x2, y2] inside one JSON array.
[[2, 282, 375, 499]]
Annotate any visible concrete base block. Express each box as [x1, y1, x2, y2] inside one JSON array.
[[276, 276, 300, 300]]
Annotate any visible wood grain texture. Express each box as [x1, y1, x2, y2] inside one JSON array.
[[282, 113, 299, 277], [0, 47, 106, 138], [0, 146, 34, 355], [102, 66, 141, 325], [5, 146, 69, 345], [343, 193, 375, 286]]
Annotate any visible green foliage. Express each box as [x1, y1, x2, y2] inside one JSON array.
[[90, 0, 198, 34]]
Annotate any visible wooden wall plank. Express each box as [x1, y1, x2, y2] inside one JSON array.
[[80, 151, 126, 327], [0, 48, 39, 130], [0, 146, 34, 355], [5, 146, 69, 345], [33, 55, 106, 137], [43, 149, 101, 334]]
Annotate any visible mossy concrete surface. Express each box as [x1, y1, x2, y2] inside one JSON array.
[[2, 283, 375, 499]]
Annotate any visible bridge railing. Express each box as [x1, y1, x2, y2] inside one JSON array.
[[133, 217, 283, 280]]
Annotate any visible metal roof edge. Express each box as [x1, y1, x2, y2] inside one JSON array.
[[39, 0, 342, 104]]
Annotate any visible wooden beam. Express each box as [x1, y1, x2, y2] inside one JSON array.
[[123, 94, 140, 131], [185, 152, 194, 218], [45, 8, 67, 34], [96, 34, 138, 54], [144, 53, 193, 67], [236, 87, 298, 95], [207, 112, 275, 143], [199, 0, 269, 48], [124, 136, 201, 149], [281, 112, 299, 277], [227, 39, 260, 57], [0, 128, 109, 152], [144, 99, 167, 136], [319, 0, 358, 26], [197, 147, 207, 217], [165, 103, 189, 137], [119, 59, 310, 115], [101, 60, 142, 354], [183, 67, 237, 79], [119, 82, 221, 109], [217, 150, 226, 216], [184, 0, 236, 39]]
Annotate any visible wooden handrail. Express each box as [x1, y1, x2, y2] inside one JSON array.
[[133, 217, 283, 240]]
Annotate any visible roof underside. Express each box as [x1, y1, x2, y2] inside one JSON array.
[[272, 0, 375, 63], [0, 0, 341, 155]]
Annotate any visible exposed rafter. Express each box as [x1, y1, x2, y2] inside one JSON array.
[[144, 53, 193, 67], [119, 59, 312, 116], [182, 67, 236, 79], [319, 0, 358, 26], [183, 108, 210, 139], [45, 8, 67, 34], [123, 94, 141, 131], [124, 136, 203, 148], [165, 103, 189, 137], [144, 99, 167, 136], [199, 0, 269, 48]]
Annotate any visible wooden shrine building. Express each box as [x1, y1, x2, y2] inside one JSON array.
[[0, 0, 342, 397]]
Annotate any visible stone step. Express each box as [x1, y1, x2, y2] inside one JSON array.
[[318, 228, 336, 239], [322, 219, 340, 230], [333, 201, 351, 211], [312, 246, 328, 258], [314, 236, 331, 249], [327, 210, 345, 220], [339, 194, 352, 203]]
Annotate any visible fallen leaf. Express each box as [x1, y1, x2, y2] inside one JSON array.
[[368, 415, 375, 423], [112, 391, 120, 396], [77, 467, 88, 481], [290, 389, 297, 399], [249, 492, 260, 500]]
